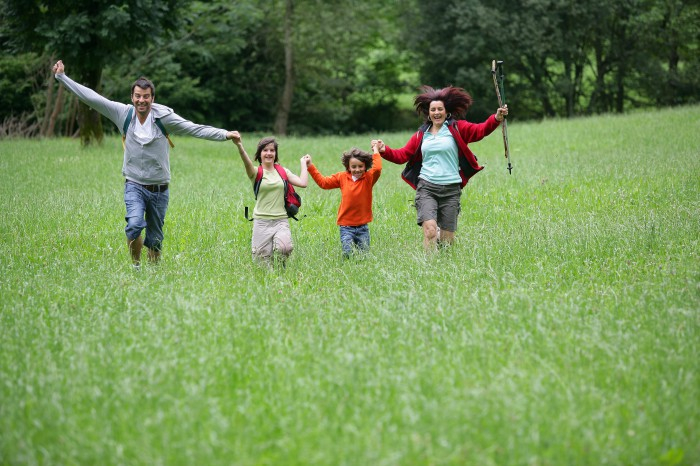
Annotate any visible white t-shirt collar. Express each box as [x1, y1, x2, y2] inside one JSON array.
[[133, 111, 155, 144]]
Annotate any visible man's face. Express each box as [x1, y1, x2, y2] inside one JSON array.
[[131, 86, 154, 117]]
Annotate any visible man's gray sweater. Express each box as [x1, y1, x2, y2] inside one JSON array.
[[55, 73, 228, 185]]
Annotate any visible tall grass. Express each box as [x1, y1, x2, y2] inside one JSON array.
[[0, 106, 698, 465]]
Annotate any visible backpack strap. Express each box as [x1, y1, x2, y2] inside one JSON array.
[[122, 106, 134, 151], [249, 164, 301, 221], [121, 106, 174, 150], [246, 166, 265, 221], [254, 164, 288, 197], [252, 165, 264, 199], [273, 163, 289, 181], [154, 118, 175, 148], [273, 163, 291, 206]]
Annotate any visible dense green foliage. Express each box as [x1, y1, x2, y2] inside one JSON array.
[[406, 0, 700, 120], [1, 106, 698, 465], [1, 0, 189, 142], [1, 0, 698, 137]]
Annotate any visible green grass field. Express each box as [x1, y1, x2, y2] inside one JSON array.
[[1, 106, 698, 465]]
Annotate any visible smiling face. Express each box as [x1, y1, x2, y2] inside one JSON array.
[[254, 137, 279, 165], [429, 100, 447, 126], [131, 86, 154, 119], [259, 143, 277, 165], [348, 157, 367, 178]]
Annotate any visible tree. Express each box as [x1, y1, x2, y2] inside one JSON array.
[[274, 0, 295, 135], [631, 0, 700, 106], [401, 0, 699, 119], [2, 0, 187, 144], [263, 0, 417, 134], [0, 52, 44, 135]]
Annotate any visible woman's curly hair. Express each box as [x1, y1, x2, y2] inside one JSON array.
[[414, 85, 473, 121], [341, 148, 373, 171], [254, 136, 279, 164]]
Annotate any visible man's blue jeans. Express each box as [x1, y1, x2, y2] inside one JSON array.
[[339, 224, 370, 257], [124, 181, 169, 251]]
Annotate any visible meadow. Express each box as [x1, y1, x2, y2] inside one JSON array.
[[0, 105, 698, 465]]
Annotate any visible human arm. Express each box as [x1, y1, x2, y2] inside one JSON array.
[[286, 156, 309, 188], [307, 160, 341, 190], [159, 109, 230, 141], [52, 60, 127, 127], [231, 132, 257, 179], [457, 110, 505, 143], [378, 132, 422, 164], [369, 148, 383, 184]]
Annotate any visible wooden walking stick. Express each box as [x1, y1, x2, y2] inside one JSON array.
[[492, 60, 512, 174]]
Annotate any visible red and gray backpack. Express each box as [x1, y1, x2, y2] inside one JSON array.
[[245, 164, 302, 221]]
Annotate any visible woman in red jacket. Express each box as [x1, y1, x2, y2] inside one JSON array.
[[375, 86, 508, 251]]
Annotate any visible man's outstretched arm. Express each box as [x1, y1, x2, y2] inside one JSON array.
[[52, 60, 127, 127]]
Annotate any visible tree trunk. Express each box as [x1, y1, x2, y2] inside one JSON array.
[[46, 85, 64, 137], [274, 0, 294, 136], [67, 96, 78, 137], [589, 41, 612, 113], [564, 61, 575, 117], [615, 65, 625, 113], [76, 65, 104, 145], [41, 70, 54, 137]]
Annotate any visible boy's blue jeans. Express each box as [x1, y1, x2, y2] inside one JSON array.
[[339, 224, 370, 256], [124, 181, 169, 251]]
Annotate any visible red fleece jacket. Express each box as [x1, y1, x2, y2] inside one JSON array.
[[382, 115, 501, 189]]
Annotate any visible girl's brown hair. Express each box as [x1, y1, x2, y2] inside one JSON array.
[[254, 136, 279, 164]]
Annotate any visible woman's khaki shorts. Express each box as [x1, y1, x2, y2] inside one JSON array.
[[415, 178, 462, 231], [252, 218, 293, 259]]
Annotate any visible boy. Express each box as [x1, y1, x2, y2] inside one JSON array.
[[305, 143, 382, 257]]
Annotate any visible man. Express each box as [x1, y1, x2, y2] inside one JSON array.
[[53, 60, 238, 268]]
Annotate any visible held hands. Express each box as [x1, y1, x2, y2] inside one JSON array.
[[370, 139, 385, 153], [228, 130, 242, 144], [496, 105, 509, 122], [301, 154, 312, 166], [52, 60, 65, 75]]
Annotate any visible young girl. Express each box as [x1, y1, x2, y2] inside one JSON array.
[[232, 132, 308, 266], [305, 143, 382, 257]]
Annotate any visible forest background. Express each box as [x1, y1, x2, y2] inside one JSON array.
[[1, 0, 699, 141]]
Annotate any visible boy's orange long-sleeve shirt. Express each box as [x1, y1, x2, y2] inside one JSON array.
[[308, 152, 382, 226]]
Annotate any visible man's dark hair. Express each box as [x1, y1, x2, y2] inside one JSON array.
[[131, 76, 155, 97], [341, 148, 373, 171]]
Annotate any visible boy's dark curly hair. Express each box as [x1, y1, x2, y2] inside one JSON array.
[[414, 85, 473, 121], [341, 148, 373, 171], [254, 136, 279, 164]]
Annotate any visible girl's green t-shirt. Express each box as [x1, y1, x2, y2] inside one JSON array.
[[250, 167, 288, 219]]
